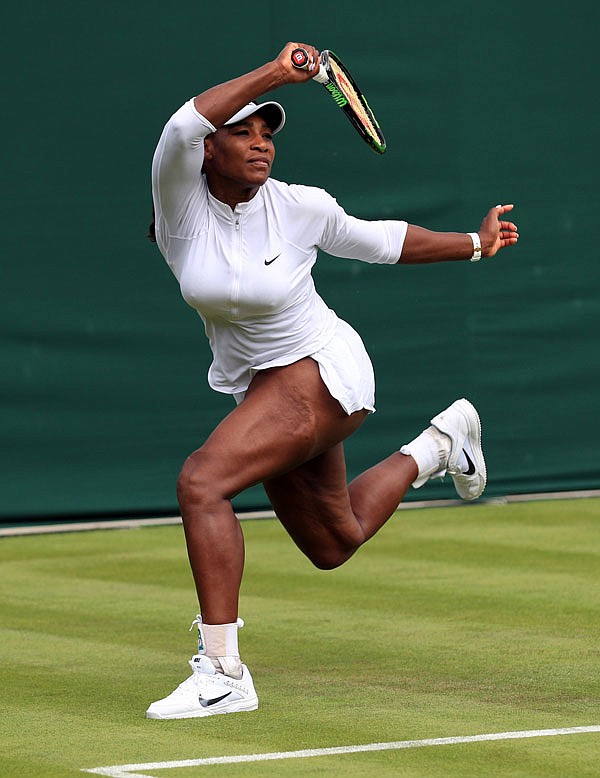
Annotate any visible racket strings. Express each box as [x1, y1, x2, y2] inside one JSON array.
[[328, 60, 382, 143]]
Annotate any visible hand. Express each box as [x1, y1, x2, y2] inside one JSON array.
[[274, 42, 321, 84], [479, 204, 519, 257]]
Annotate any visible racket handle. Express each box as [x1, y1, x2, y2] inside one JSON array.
[[291, 47, 329, 84]]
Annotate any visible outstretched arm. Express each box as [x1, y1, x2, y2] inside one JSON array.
[[399, 204, 519, 264], [193, 42, 321, 127]]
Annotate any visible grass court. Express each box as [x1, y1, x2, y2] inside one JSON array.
[[1, 497, 598, 777]]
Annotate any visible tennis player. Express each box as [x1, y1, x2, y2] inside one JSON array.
[[146, 41, 519, 718]]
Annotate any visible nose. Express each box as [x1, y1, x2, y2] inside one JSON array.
[[250, 135, 269, 152]]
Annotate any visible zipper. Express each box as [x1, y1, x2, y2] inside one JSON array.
[[231, 214, 242, 317]]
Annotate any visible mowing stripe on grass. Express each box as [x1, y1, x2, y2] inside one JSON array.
[[82, 725, 600, 776]]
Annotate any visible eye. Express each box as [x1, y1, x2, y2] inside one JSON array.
[[233, 129, 249, 136]]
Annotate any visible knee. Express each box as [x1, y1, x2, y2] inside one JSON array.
[[308, 545, 357, 570], [310, 551, 349, 571], [176, 451, 223, 513], [305, 529, 364, 571]]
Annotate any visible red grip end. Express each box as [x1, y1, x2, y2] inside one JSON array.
[[291, 48, 309, 69]]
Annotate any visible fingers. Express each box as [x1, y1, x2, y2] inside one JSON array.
[[295, 43, 321, 72], [479, 203, 519, 256], [492, 204, 519, 237], [497, 215, 519, 250], [278, 42, 321, 81]]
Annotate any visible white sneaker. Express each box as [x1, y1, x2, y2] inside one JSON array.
[[146, 654, 258, 719], [430, 398, 486, 501]]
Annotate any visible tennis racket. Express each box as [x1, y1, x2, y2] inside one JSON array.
[[291, 48, 386, 155]]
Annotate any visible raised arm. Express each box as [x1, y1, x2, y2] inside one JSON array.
[[399, 204, 519, 264], [152, 42, 321, 246], [194, 42, 321, 127]]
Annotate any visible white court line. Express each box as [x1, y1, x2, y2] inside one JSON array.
[[82, 725, 600, 777], [6, 488, 600, 538]]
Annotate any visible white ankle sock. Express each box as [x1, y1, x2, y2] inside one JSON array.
[[400, 426, 452, 489]]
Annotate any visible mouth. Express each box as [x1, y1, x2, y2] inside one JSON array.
[[247, 157, 271, 170]]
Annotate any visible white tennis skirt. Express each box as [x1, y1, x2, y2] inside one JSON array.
[[234, 318, 376, 415], [310, 318, 375, 415]]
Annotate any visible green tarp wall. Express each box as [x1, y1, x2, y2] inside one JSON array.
[[2, 1, 599, 519]]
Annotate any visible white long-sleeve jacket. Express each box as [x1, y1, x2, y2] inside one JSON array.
[[152, 99, 408, 394]]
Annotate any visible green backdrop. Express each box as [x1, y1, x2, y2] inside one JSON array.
[[2, 1, 599, 519]]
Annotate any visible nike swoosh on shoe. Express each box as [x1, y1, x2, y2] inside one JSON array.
[[199, 691, 233, 708], [463, 449, 476, 475]]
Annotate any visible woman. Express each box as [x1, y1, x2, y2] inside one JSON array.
[[146, 42, 519, 718]]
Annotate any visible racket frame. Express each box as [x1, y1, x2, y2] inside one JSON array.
[[292, 48, 386, 155]]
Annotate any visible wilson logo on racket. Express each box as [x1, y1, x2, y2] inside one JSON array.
[[325, 82, 348, 107]]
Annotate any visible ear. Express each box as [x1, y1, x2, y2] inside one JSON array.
[[203, 136, 215, 161]]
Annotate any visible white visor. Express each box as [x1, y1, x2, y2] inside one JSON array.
[[224, 101, 286, 134]]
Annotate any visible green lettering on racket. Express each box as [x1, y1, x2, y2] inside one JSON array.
[[325, 82, 348, 106]]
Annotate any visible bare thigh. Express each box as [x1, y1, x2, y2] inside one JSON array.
[[177, 358, 369, 621], [180, 358, 367, 500]]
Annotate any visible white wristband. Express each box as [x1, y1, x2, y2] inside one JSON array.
[[468, 232, 482, 262]]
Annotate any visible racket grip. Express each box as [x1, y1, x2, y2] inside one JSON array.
[[291, 47, 329, 84], [291, 47, 310, 69]]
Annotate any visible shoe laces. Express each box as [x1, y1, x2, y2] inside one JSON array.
[[165, 655, 215, 699], [189, 615, 202, 632], [423, 426, 451, 470]]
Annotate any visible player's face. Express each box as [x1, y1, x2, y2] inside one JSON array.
[[203, 113, 276, 198]]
